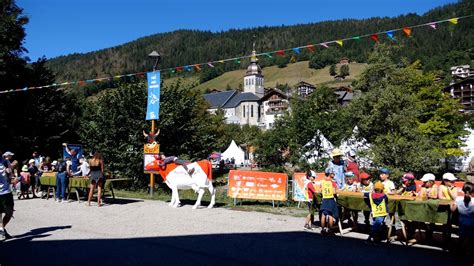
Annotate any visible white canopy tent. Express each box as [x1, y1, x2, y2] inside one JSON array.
[[221, 140, 245, 165], [339, 126, 372, 168]]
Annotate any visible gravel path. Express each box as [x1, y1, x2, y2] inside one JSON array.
[[0, 197, 470, 265]]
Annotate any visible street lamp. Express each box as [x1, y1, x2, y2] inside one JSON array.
[[148, 50, 161, 72]]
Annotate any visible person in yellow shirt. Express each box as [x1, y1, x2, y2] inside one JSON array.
[[319, 167, 339, 235], [364, 181, 389, 245], [418, 173, 438, 199], [439, 173, 457, 200]]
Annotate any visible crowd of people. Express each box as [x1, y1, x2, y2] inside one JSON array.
[[303, 148, 474, 255], [0, 145, 106, 241]]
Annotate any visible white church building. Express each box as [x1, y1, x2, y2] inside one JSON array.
[[203, 48, 290, 129]]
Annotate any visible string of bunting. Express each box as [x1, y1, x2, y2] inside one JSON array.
[[1, 15, 472, 95]]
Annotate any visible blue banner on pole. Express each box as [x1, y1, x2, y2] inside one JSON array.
[[146, 71, 160, 120]]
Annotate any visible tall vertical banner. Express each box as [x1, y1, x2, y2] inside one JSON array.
[[146, 71, 161, 120]]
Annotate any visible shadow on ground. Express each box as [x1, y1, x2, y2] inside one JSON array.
[[1, 228, 471, 266]]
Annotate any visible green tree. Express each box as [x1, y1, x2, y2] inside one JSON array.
[[340, 64, 350, 77], [79, 80, 226, 187], [348, 45, 467, 173], [329, 64, 337, 76]]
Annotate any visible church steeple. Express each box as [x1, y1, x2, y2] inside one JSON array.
[[244, 39, 264, 97]]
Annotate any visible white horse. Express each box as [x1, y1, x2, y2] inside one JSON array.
[[158, 160, 216, 209]]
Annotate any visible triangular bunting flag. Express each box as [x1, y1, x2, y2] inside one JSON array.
[[320, 43, 329, 48], [336, 40, 343, 46], [292, 48, 301, 54], [428, 23, 437, 30], [264, 53, 273, 58], [448, 18, 458, 24], [403, 27, 412, 37], [234, 58, 241, 64], [194, 64, 201, 71], [176, 66, 183, 72], [370, 34, 379, 42], [306, 45, 315, 52], [386, 31, 396, 40], [352, 36, 361, 41], [169, 69, 176, 74], [218, 60, 225, 64], [276, 50, 285, 56], [207, 63, 215, 68]]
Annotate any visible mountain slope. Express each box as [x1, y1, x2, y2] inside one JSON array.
[[45, 0, 473, 83]]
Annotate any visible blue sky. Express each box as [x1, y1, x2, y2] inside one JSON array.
[[18, 0, 457, 61]]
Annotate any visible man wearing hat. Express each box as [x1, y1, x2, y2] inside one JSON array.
[[0, 163, 21, 241], [1, 151, 14, 177], [27, 159, 39, 198], [328, 148, 345, 189]]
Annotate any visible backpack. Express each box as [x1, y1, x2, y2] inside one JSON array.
[[57, 161, 67, 173]]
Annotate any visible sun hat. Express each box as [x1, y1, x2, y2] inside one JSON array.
[[442, 173, 457, 181], [28, 159, 35, 164], [331, 148, 343, 157], [51, 160, 58, 166], [3, 151, 14, 157], [325, 167, 334, 175], [344, 171, 355, 177], [21, 165, 28, 172], [420, 173, 435, 182], [402, 172, 415, 180], [374, 181, 384, 191], [360, 172, 371, 180], [348, 150, 356, 157], [379, 168, 391, 174]]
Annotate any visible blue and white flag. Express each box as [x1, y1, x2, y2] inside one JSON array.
[[146, 71, 160, 120]]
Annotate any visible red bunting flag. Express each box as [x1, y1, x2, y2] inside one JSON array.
[[403, 27, 412, 37], [79, 81, 86, 86], [370, 34, 379, 42], [176, 66, 183, 72], [306, 45, 315, 52], [276, 50, 285, 56]]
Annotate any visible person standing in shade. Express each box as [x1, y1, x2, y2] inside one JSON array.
[[55, 159, 68, 203], [345, 151, 360, 182], [0, 164, 21, 241], [327, 148, 345, 189], [87, 152, 104, 207], [27, 159, 39, 198], [62, 143, 81, 175]]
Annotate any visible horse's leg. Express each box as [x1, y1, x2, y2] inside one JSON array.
[[172, 187, 180, 208], [168, 183, 175, 207], [193, 188, 205, 209], [207, 183, 216, 209]]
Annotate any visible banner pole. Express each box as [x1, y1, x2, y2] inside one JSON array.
[[150, 120, 156, 196]]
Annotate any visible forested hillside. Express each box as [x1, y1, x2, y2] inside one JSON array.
[[46, 0, 473, 83]]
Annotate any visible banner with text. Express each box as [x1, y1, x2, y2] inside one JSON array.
[[146, 71, 160, 120], [227, 170, 287, 201]]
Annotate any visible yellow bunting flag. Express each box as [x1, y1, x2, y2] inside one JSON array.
[[336, 40, 343, 46], [448, 18, 458, 24], [218, 60, 225, 64]]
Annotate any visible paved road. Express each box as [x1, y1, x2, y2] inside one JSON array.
[[0, 198, 470, 265]]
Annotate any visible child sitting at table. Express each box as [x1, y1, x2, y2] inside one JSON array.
[[342, 171, 358, 192], [397, 172, 417, 196], [418, 173, 438, 199], [319, 167, 339, 235], [450, 182, 474, 262], [357, 172, 373, 228], [439, 173, 457, 200], [364, 181, 389, 245]]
